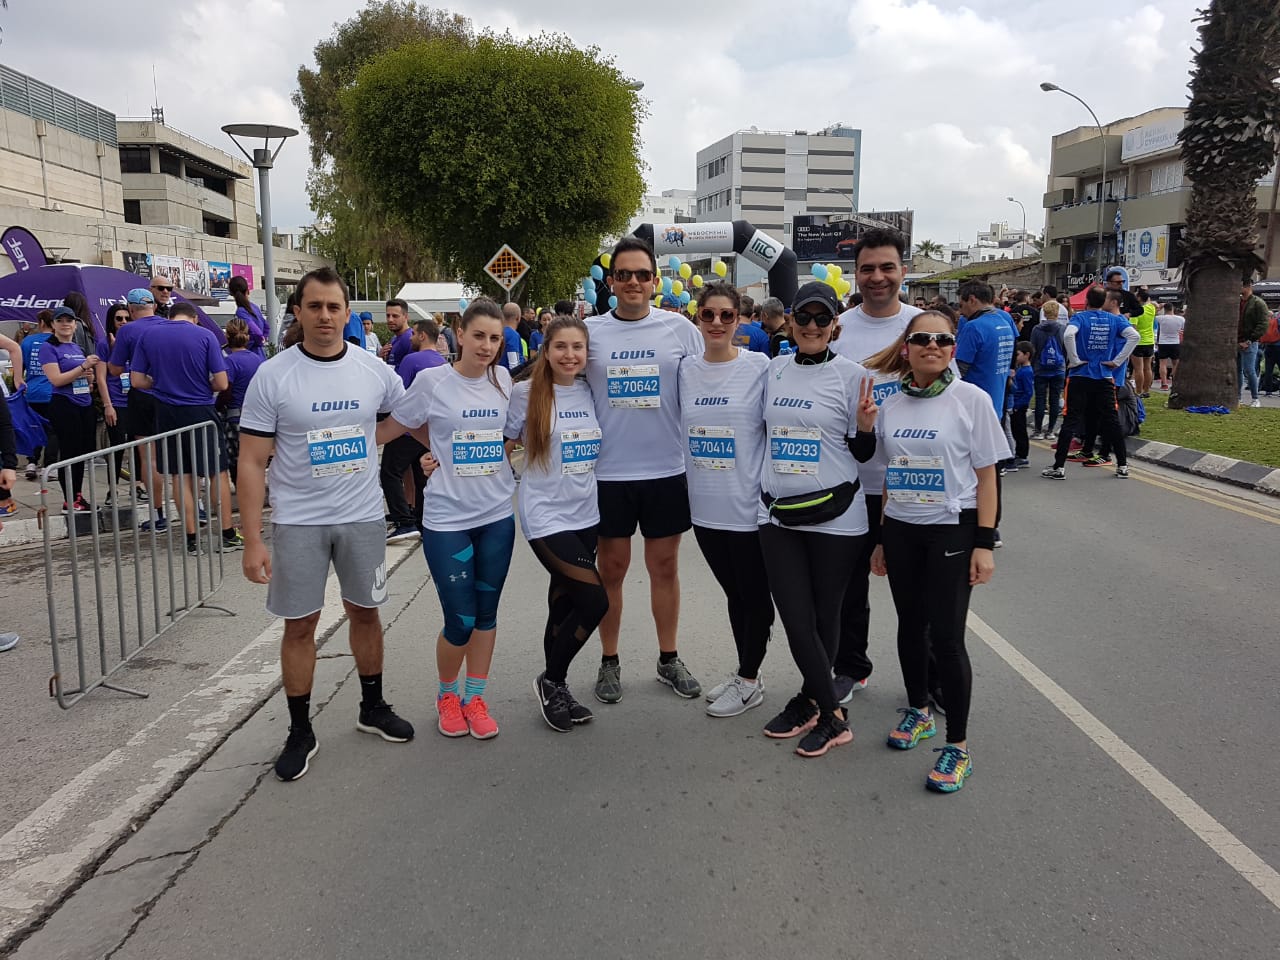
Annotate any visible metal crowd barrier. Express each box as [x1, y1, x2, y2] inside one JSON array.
[[40, 419, 236, 709]]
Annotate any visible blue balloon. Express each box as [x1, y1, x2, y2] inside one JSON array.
[[458, 298, 469, 311], [811, 263, 828, 280], [661, 277, 673, 295], [584, 289, 597, 305], [583, 277, 594, 292], [668, 255, 681, 272], [679, 291, 691, 305], [608, 295, 618, 310], [589, 264, 604, 281]]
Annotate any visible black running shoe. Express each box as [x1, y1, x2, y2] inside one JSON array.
[[356, 701, 415, 742], [274, 726, 318, 782], [533, 673, 573, 733], [763, 693, 819, 739], [564, 687, 594, 724], [795, 710, 854, 758]]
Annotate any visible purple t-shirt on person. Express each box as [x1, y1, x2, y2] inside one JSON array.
[[108, 315, 160, 395], [97, 336, 130, 409], [389, 329, 413, 370], [132, 320, 227, 406], [235, 304, 267, 357], [222, 349, 264, 409], [396, 348, 447, 388], [38, 340, 91, 406]]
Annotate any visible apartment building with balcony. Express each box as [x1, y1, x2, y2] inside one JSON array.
[[1041, 106, 1280, 290]]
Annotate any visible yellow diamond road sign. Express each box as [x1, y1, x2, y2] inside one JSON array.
[[484, 244, 530, 292]]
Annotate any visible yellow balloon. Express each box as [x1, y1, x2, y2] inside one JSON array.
[[687, 302, 698, 316], [713, 260, 728, 278], [678, 263, 692, 279], [653, 295, 663, 307], [600, 253, 611, 269], [671, 280, 684, 297], [838, 279, 852, 296], [692, 275, 704, 288], [829, 265, 842, 280]]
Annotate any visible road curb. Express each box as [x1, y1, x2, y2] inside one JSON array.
[[1126, 437, 1280, 496]]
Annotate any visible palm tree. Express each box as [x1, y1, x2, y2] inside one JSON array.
[[915, 239, 944, 261], [1170, 0, 1280, 409]]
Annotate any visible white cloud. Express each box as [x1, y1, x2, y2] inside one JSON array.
[[0, 0, 1202, 255]]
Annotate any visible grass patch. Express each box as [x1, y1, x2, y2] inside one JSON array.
[[1139, 395, 1280, 467]]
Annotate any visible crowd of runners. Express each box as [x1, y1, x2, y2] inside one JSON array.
[[245, 227, 1019, 796]]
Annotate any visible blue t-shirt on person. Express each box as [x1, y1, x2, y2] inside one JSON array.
[[343, 311, 364, 346], [38, 340, 91, 406], [397, 348, 447, 388], [499, 326, 524, 369], [132, 320, 227, 406], [955, 307, 1018, 417], [530, 330, 544, 353], [21, 332, 53, 404], [732, 321, 771, 354], [1011, 365, 1034, 409], [1068, 309, 1133, 382]]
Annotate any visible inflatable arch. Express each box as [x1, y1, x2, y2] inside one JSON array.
[[590, 220, 798, 310]]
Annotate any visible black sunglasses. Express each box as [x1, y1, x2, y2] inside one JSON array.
[[153, 284, 174, 292], [697, 308, 737, 325], [612, 269, 654, 283], [793, 312, 834, 328], [905, 331, 957, 347]]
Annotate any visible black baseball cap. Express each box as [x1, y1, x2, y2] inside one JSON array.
[[791, 281, 840, 316]]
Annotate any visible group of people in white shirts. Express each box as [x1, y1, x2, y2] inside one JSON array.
[[241, 228, 1008, 795]]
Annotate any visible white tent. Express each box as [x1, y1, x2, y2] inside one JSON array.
[[394, 282, 479, 317]]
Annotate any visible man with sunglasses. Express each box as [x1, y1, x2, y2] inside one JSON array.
[[829, 227, 921, 705], [108, 288, 169, 530], [149, 276, 175, 318], [584, 236, 704, 704]]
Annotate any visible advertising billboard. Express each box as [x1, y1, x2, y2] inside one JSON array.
[[792, 210, 914, 262]]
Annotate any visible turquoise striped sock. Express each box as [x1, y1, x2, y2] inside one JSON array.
[[438, 677, 459, 699], [462, 674, 487, 705]]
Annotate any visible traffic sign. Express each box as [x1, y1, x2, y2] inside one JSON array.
[[483, 244, 530, 292]]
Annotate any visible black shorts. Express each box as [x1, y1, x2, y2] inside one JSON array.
[[1158, 344, 1181, 361], [154, 403, 228, 476], [125, 390, 158, 438], [1131, 344, 1155, 358], [597, 474, 692, 539]]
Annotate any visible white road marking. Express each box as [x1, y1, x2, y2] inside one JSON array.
[[0, 543, 418, 944], [968, 611, 1280, 911]]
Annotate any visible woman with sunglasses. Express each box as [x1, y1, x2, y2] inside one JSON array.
[[99, 303, 135, 499], [39, 307, 100, 512], [504, 315, 605, 732], [679, 282, 773, 718], [759, 281, 877, 758], [864, 310, 1009, 793]]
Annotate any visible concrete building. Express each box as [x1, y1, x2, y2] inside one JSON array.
[[1042, 105, 1280, 290], [0, 63, 329, 315], [694, 124, 862, 285], [626, 189, 696, 234]]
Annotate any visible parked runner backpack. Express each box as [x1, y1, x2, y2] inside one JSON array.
[[1039, 335, 1065, 372]]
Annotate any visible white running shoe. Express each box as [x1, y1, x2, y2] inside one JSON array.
[[705, 676, 764, 718]]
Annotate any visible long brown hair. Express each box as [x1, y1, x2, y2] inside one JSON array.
[[865, 309, 956, 377], [225, 317, 250, 350], [522, 316, 589, 470], [458, 297, 507, 396]]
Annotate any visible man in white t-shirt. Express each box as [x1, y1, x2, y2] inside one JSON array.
[[829, 227, 922, 704], [238, 267, 414, 783], [1155, 303, 1186, 390], [585, 236, 704, 704]]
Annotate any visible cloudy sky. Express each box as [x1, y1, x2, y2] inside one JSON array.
[[1, 0, 1201, 249]]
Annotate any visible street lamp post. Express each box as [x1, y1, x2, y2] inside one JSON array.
[[816, 186, 856, 213], [1006, 196, 1027, 253], [1040, 82, 1107, 279], [222, 123, 298, 342]]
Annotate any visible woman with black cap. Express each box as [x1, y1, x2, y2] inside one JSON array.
[[759, 280, 877, 758]]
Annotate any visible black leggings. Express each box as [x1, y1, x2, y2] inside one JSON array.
[[692, 525, 774, 679], [881, 515, 975, 743], [48, 395, 97, 501], [758, 523, 863, 714], [528, 528, 609, 684], [834, 494, 881, 682]]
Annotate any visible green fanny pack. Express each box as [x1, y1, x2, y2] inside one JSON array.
[[762, 480, 860, 527]]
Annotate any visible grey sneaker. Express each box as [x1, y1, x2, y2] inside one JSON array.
[[594, 660, 622, 704], [656, 657, 702, 699], [706, 672, 765, 702], [833, 674, 868, 704], [0, 633, 18, 652], [705, 675, 763, 717]]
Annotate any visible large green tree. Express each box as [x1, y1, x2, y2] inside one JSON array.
[[341, 33, 646, 305], [1171, 1, 1280, 409], [293, 2, 471, 286]]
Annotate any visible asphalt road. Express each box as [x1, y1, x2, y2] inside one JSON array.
[[11, 452, 1280, 960]]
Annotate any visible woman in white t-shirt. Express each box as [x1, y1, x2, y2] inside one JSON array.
[[678, 282, 773, 720], [865, 310, 1009, 794], [380, 298, 516, 742], [504, 316, 607, 733], [758, 281, 877, 759]]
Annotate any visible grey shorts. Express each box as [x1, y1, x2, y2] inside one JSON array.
[[266, 521, 389, 619]]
